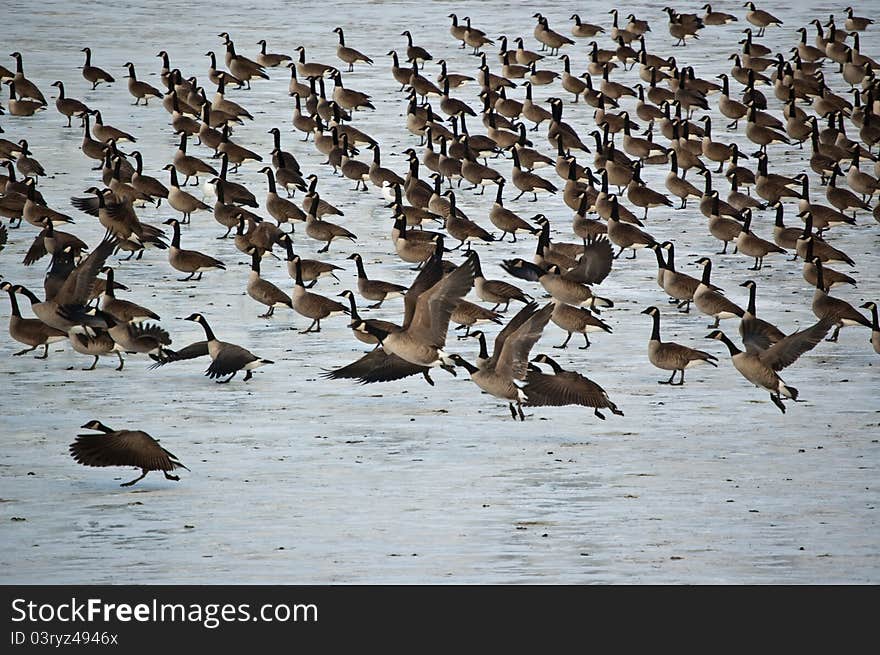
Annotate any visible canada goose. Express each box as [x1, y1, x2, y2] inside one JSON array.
[[3, 80, 45, 116], [754, 153, 801, 205], [172, 132, 218, 187], [735, 209, 786, 270], [1, 282, 66, 358], [255, 39, 291, 68], [860, 302, 880, 354], [519, 81, 552, 132], [70, 421, 188, 487], [462, 16, 494, 55], [211, 73, 253, 121], [98, 267, 158, 323], [607, 196, 656, 259], [217, 126, 262, 174], [162, 218, 225, 281], [742, 2, 782, 37], [525, 354, 623, 419], [245, 250, 293, 319], [436, 58, 474, 89], [652, 241, 707, 313], [535, 262, 613, 311], [391, 212, 444, 267], [122, 62, 161, 105], [694, 257, 745, 328], [163, 165, 210, 223], [770, 202, 802, 253], [220, 35, 270, 88], [569, 14, 604, 38], [366, 143, 405, 192], [470, 249, 530, 312], [91, 110, 136, 145], [401, 30, 432, 68], [15, 237, 118, 335], [845, 7, 874, 32], [49, 80, 89, 128], [810, 258, 872, 342], [488, 179, 538, 242], [449, 300, 553, 421], [441, 190, 495, 250], [510, 36, 542, 67], [202, 154, 257, 207], [665, 151, 702, 208], [846, 146, 880, 203], [6, 52, 45, 104], [452, 302, 503, 339], [10, 140, 45, 183], [331, 27, 372, 73], [701, 4, 737, 25], [733, 280, 785, 353], [626, 162, 673, 220], [163, 312, 273, 382], [347, 253, 407, 309], [80, 47, 114, 89], [550, 300, 612, 349], [663, 7, 704, 46], [22, 178, 73, 228], [259, 167, 305, 229], [533, 14, 575, 55], [304, 191, 356, 253], [351, 251, 474, 376], [826, 164, 871, 216], [275, 233, 340, 288], [69, 187, 143, 242], [640, 306, 717, 384], [500, 50, 529, 80]]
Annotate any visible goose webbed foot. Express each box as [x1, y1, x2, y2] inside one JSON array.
[[120, 469, 148, 487], [770, 394, 786, 413]]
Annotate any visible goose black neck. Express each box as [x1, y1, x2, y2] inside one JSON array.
[[198, 319, 217, 342], [700, 260, 712, 285], [717, 332, 741, 356], [353, 255, 367, 279], [5, 288, 21, 317], [457, 357, 479, 375], [746, 284, 757, 315]]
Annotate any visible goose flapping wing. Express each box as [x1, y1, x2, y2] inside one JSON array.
[[757, 317, 833, 371], [407, 252, 476, 348], [493, 302, 553, 380]]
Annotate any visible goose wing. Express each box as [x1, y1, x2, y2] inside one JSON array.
[[493, 302, 553, 380], [758, 317, 833, 371], [563, 236, 614, 284], [205, 342, 260, 379], [408, 252, 475, 347], [55, 234, 118, 306], [323, 347, 432, 384], [148, 340, 209, 368], [70, 430, 186, 471]]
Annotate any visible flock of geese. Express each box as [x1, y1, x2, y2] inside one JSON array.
[[1, 4, 879, 486]]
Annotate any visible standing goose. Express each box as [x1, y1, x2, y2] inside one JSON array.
[[162, 218, 225, 281], [367, 143, 405, 191], [470, 249, 531, 312], [462, 17, 494, 55], [304, 191, 356, 253], [743, 2, 782, 37], [22, 219, 88, 267], [826, 164, 871, 216], [452, 302, 503, 339], [537, 266, 613, 311], [511, 147, 557, 201], [255, 39, 291, 68], [701, 4, 738, 25], [443, 190, 495, 249], [532, 14, 575, 55], [810, 259, 872, 342], [526, 354, 624, 420], [706, 190, 744, 255], [7, 52, 45, 104], [176, 312, 273, 382], [626, 162, 673, 220], [260, 167, 305, 229], [220, 35, 270, 88], [521, 81, 553, 131], [735, 208, 786, 270], [291, 258, 351, 334], [339, 135, 370, 191], [641, 306, 718, 385], [163, 164, 210, 223], [665, 150, 702, 208], [845, 7, 874, 32], [91, 110, 136, 145], [128, 151, 168, 206], [217, 125, 262, 173], [771, 202, 803, 252], [123, 62, 162, 105], [278, 233, 342, 287], [1, 282, 66, 358], [607, 196, 656, 259], [390, 212, 444, 267], [860, 302, 880, 354], [694, 256, 745, 328], [570, 14, 604, 38], [401, 30, 432, 68], [99, 267, 159, 323], [70, 421, 188, 487], [171, 132, 217, 187], [437, 58, 474, 89], [347, 253, 407, 309], [489, 179, 539, 242], [247, 249, 293, 318], [338, 289, 401, 347], [80, 48, 115, 89], [550, 301, 612, 349], [50, 81, 90, 128], [655, 241, 707, 312], [333, 27, 372, 72]]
